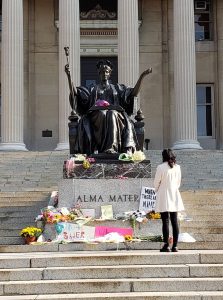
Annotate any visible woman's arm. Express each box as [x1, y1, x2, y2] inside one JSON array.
[[177, 165, 182, 189], [154, 165, 162, 192], [65, 64, 77, 96], [131, 68, 152, 97]]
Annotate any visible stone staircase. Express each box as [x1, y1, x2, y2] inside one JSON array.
[[0, 151, 68, 192], [148, 150, 223, 190], [0, 250, 223, 299], [0, 150, 223, 246], [0, 150, 223, 299], [0, 150, 222, 192], [0, 191, 50, 245], [0, 151, 67, 245]]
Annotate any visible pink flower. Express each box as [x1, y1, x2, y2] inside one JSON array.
[[115, 175, 128, 179], [87, 158, 95, 163], [95, 100, 110, 107]]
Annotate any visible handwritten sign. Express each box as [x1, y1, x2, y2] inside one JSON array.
[[139, 187, 156, 212], [56, 223, 95, 242]]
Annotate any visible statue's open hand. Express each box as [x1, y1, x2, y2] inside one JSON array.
[[142, 68, 152, 77], [65, 64, 70, 75]]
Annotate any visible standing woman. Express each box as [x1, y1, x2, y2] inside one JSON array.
[[154, 149, 184, 252]]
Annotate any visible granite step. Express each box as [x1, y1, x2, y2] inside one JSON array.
[[180, 220, 223, 228], [0, 265, 190, 281], [0, 250, 218, 267], [0, 217, 36, 225], [2, 277, 223, 295], [0, 241, 222, 251], [0, 206, 46, 213], [0, 237, 24, 245], [0, 250, 223, 298], [184, 215, 223, 221], [1, 264, 223, 282], [0, 291, 223, 300], [0, 251, 201, 268], [180, 227, 223, 234], [193, 233, 223, 242]]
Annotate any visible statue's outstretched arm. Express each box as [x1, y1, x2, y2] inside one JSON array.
[[131, 68, 152, 97]]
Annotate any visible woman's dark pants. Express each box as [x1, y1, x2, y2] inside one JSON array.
[[160, 211, 179, 247]]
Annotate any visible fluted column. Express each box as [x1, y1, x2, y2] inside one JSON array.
[[217, 1, 223, 149], [172, 0, 202, 150], [118, 0, 139, 90], [0, 0, 27, 151], [55, 0, 80, 150]]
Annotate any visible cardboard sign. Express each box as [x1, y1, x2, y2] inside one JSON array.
[[101, 205, 113, 220], [56, 222, 95, 242], [139, 187, 156, 212], [81, 209, 95, 218]]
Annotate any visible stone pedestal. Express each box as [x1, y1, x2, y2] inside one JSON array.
[[56, 178, 161, 237], [59, 178, 152, 213], [43, 162, 161, 244], [63, 160, 151, 179]]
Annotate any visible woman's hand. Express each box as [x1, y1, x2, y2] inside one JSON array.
[[131, 67, 152, 97], [65, 64, 70, 75], [141, 68, 152, 78]]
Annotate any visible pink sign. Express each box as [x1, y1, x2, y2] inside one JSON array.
[[95, 226, 133, 238]]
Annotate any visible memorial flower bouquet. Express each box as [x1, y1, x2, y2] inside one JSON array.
[[20, 226, 42, 238], [119, 150, 146, 162], [124, 235, 133, 241], [126, 210, 147, 229], [131, 150, 146, 162], [147, 211, 161, 219], [20, 226, 42, 245], [83, 157, 95, 169]]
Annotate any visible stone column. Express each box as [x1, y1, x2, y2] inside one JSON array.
[[217, 1, 223, 149], [0, 0, 27, 151], [55, 0, 80, 150], [172, 0, 202, 150], [118, 0, 139, 107]]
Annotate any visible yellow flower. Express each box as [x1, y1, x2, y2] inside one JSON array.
[[20, 227, 42, 237], [83, 159, 91, 169], [131, 151, 146, 162], [124, 235, 133, 241], [147, 211, 161, 219]]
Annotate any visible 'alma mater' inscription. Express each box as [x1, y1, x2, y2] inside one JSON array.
[[76, 194, 139, 203]]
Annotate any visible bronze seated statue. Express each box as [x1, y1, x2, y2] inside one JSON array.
[[64, 49, 152, 156]]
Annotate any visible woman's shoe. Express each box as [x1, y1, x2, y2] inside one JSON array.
[[160, 244, 171, 252], [172, 246, 178, 252]]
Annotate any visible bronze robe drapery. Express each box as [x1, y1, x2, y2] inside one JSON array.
[[71, 83, 139, 154]]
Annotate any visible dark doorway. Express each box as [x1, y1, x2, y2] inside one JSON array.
[[81, 57, 118, 88]]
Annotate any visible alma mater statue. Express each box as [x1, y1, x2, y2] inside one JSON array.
[[65, 56, 152, 155]]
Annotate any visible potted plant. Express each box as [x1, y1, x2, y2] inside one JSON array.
[[20, 226, 42, 244]]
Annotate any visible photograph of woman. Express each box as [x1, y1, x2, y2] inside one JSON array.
[[154, 149, 185, 252]]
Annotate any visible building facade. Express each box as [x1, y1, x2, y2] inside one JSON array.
[[0, 0, 222, 151]]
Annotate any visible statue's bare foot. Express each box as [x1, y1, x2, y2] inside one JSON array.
[[124, 147, 134, 154]]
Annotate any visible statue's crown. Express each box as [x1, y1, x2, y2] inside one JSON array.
[[96, 60, 113, 71]]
